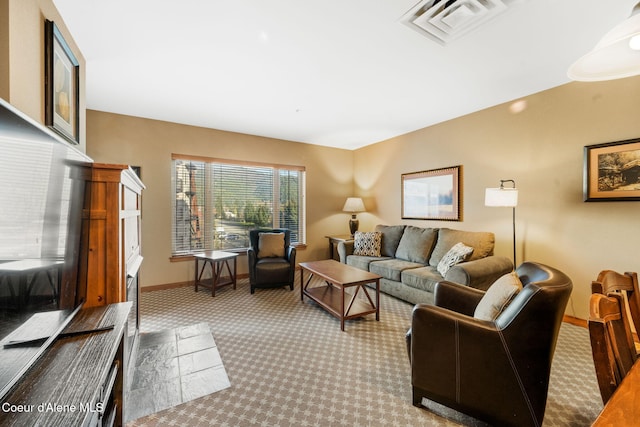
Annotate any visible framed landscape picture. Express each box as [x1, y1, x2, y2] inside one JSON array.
[[402, 165, 462, 220], [584, 138, 640, 202], [45, 20, 80, 144]]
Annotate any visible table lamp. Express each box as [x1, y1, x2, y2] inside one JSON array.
[[343, 197, 365, 236]]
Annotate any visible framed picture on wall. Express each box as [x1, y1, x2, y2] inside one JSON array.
[[584, 138, 640, 202], [401, 165, 462, 220], [45, 20, 80, 144]]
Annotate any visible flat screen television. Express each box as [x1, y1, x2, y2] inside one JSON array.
[[0, 98, 92, 401]]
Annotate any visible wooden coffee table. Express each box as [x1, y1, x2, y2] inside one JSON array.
[[300, 259, 381, 331]]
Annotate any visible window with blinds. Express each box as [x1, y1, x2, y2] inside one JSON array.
[[171, 155, 306, 255]]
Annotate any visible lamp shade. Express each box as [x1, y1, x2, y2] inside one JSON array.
[[343, 197, 365, 212], [485, 188, 518, 207], [568, 4, 640, 81]]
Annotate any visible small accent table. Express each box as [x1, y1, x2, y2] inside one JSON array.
[[300, 259, 381, 331], [194, 251, 238, 297], [325, 234, 354, 261]]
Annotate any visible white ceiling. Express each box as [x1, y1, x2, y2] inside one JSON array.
[[53, 0, 636, 150]]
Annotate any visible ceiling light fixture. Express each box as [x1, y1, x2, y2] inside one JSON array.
[[568, 2, 640, 81]]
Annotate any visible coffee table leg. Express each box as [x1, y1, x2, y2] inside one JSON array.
[[376, 279, 380, 321], [341, 286, 345, 331]]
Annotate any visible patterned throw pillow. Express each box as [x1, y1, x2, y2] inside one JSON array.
[[436, 242, 474, 276], [353, 231, 382, 257], [474, 272, 523, 321]]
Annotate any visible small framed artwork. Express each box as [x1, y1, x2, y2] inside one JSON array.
[[45, 20, 80, 144], [584, 138, 640, 202], [402, 165, 462, 220]]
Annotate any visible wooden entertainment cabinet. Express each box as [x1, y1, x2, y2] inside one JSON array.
[[83, 163, 145, 383], [0, 163, 144, 426], [0, 302, 132, 426]]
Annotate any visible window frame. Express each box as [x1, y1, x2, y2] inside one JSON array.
[[171, 153, 306, 258]]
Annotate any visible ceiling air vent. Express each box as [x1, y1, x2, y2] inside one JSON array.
[[400, 0, 524, 45]]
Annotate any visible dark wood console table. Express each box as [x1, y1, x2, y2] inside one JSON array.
[[0, 302, 131, 426]]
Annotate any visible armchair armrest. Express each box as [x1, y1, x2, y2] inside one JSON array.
[[434, 281, 485, 316], [287, 246, 297, 282], [337, 241, 354, 263], [445, 255, 513, 291], [247, 247, 257, 284], [287, 246, 297, 264], [408, 302, 500, 366]]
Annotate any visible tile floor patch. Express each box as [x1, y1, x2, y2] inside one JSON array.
[[126, 322, 230, 422]]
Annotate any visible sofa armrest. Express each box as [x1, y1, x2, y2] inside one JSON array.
[[444, 255, 513, 291], [337, 241, 354, 263], [434, 280, 485, 316]]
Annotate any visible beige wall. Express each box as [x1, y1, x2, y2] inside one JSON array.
[[1, 0, 86, 152], [86, 110, 354, 288], [8, 0, 636, 320], [354, 76, 640, 320]]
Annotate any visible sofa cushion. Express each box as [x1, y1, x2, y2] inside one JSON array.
[[369, 259, 424, 282], [436, 242, 474, 276], [258, 232, 285, 258], [394, 226, 438, 264], [474, 272, 522, 321], [374, 224, 406, 257], [353, 231, 381, 257], [429, 228, 495, 267], [401, 266, 443, 293], [346, 255, 390, 271]]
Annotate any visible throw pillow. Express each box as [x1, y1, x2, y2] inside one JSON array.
[[394, 226, 438, 264], [375, 224, 406, 257], [436, 242, 474, 276], [353, 231, 382, 257], [258, 232, 285, 258], [474, 272, 523, 321]]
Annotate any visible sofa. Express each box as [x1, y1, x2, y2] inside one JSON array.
[[337, 225, 513, 305]]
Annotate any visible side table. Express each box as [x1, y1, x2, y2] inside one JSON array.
[[325, 234, 354, 261], [194, 251, 238, 297]]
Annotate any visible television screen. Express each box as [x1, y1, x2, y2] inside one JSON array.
[[0, 98, 92, 401]]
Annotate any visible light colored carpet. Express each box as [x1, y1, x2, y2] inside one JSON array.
[[127, 273, 603, 426]]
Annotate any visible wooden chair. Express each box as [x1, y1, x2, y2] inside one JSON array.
[[592, 270, 640, 338], [589, 270, 639, 404]]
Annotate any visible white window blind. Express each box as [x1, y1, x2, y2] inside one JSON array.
[[171, 155, 305, 255]]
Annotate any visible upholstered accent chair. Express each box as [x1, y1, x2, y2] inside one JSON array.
[[247, 228, 296, 294], [405, 262, 573, 427]]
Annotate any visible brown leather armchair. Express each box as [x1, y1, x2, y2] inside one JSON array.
[[406, 261, 573, 427], [247, 228, 296, 294]]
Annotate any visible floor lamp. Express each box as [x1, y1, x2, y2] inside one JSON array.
[[485, 180, 518, 265]]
